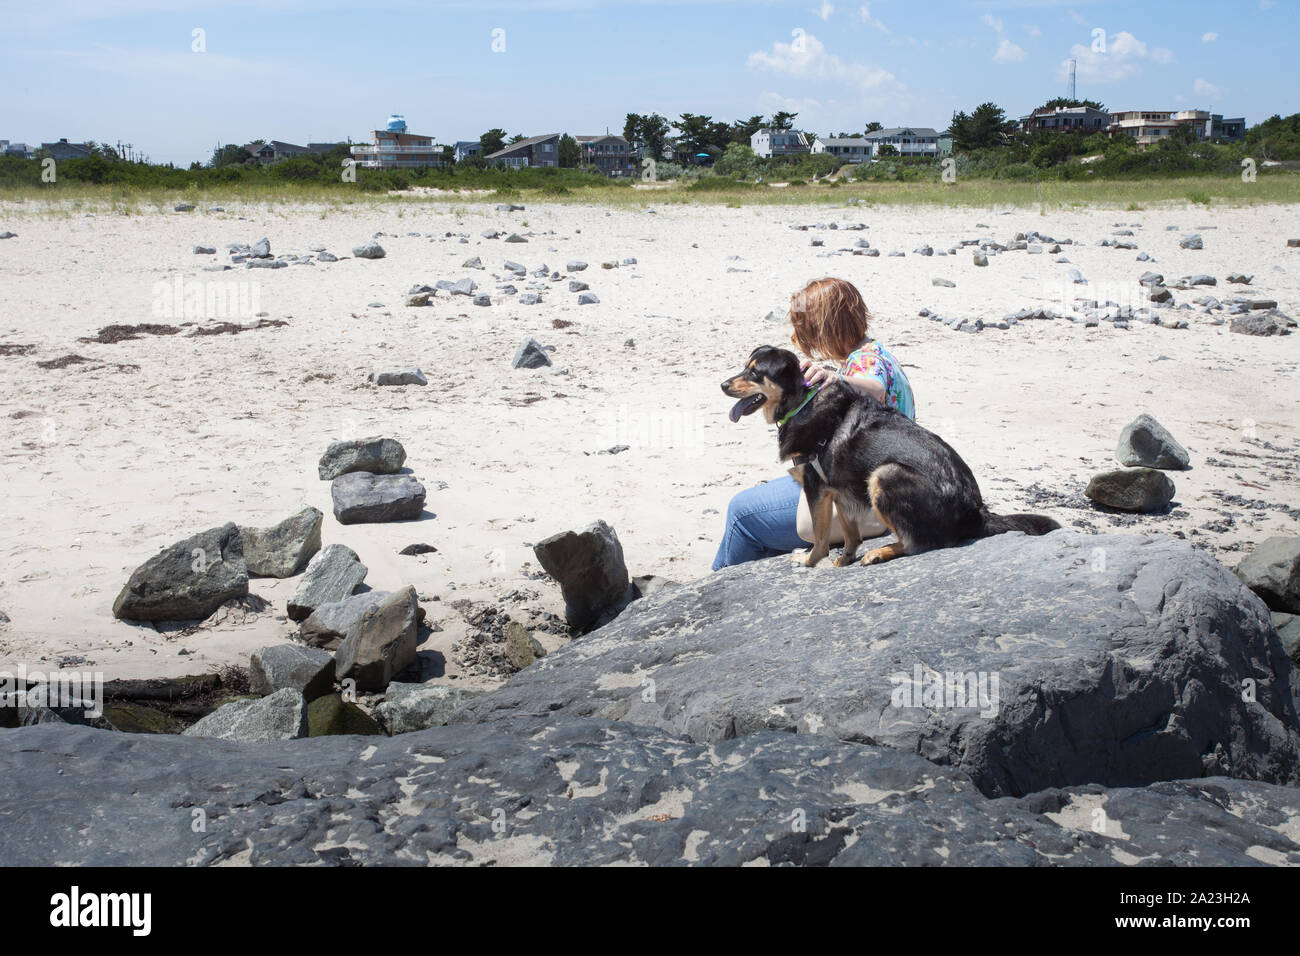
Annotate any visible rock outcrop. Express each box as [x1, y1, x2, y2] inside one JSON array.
[[453, 532, 1300, 798]]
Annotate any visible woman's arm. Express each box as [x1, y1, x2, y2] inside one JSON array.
[[801, 360, 887, 402]]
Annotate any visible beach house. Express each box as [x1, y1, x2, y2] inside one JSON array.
[[485, 134, 561, 169], [750, 129, 810, 159], [350, 115, 442, 169], [575, 134, 637, 176], [1018, 106, 1110, 134], [810, 136, 871, 163], [1108, 109, 1246, 145], [862, 127, 941, 158]]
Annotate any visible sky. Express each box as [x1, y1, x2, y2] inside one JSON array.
[[1, 0, 1294, 167]]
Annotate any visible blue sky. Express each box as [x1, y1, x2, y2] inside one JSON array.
[[1, 0, 1294, 166]]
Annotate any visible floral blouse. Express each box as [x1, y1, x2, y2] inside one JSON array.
[[841, 340, 916, 420]]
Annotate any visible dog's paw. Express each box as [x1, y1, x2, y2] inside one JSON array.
[[790, 552, 812, 567], [833, 553, 857, 567]]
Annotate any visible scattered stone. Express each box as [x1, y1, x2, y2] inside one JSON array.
[[533, 520, 631, 633], [462, 256, 483, 269], [1231, 313, 1290, 337], [399, 543, 437, 556], [1236, 538, 1300, 614], [318, 437, 406, 481], [300, 591, 390, 650], [352, 241, 385, 259], [335, 586, 419, 693], [192, 245, 216, 255], [1179, 234, 1203, 250], [505, 234, 526, 243], [331, 473, 426, 525], [182, 688, 308, 742], [173, 203, 195, 213], [519, 292, 541, 305], [1226, 273, 1254, 284], [249, 644, 335, 702], [473, 293, 491, 306], [932, 278, 955, 288], [566, 260, 587, 272], [569, 280, 589, 292], [512, 338, 552, 369], [241, 507, 323, 577], [505, 621, 547, 670], [112, 523, 248, 622], [577, 291, 599, 305], [368, 368, 427, 386], [1085, 468, 1176, 513], [317, 251, 338, 262], [374, 683, 488, 735], [406, 293, 433, 307], [307, 694, 382, 736], [287, 545, 367, 622], [973, 253, 988, 267], [1115, 414, 1190, 471], [251, 238, 271, 257]]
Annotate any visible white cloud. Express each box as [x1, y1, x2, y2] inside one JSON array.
[[1062, 31, 1175, 83], [858, 2, 888, 32], [1025, 25, 1042, 38], [994, 38, 1028, 63], [982, 14, 1003, 32], [814, 1, 834, 22], [1194, 78, 1224, 100], [1202, 31, 1218, 43], [747, 32, 898, 93], [1069, 9, 1087, 25], [1260, 0, 1275, 9]]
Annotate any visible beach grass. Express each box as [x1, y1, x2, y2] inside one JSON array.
[[1, 171, 1296, 215]]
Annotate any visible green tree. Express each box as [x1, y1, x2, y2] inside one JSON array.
[[558, 133, 581, 168], [865, 121, 883, 133], [1034, 97, 1106, 112], [731, 115, 765, 144], [949, 103, 1013, 151], [714, 142, 761, 177], [770, 111, 798, 130], [479, 129, 508, 155], [210, 144, 253, 167], [877, 143, 898, 157]]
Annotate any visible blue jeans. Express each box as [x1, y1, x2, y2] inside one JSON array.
[[712, 475, 809, 570]]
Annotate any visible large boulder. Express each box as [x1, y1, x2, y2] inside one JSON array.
[[2, 717, 1299, 865], [1237, 537, 1300, 613], [331, 473, 426, 524], [452, 532, 1300, 798], [1115, 414, 1190, 470], [299, 591, 391, 650], [286, 545, 367, 622], [533, 520, 631, 632], [112, 523, 248, 622], [1085, 468, 1175, 512], [306, 694, 382, 736], [181, 688, 308, 742], [317, 437, 407, 480], [240, 507, 323, 578], [249, 644, 335, 702], [335, 586, 419, 693], [374, 682, 486, 734]]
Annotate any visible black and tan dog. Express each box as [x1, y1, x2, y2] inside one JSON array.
[[722, 345, 1060, 568]]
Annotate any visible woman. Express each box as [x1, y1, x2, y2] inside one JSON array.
[[712, 276, 916, 570]]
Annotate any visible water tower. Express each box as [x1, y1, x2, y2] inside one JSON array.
[[386, 114, 407, 133]]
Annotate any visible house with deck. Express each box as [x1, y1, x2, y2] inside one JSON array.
[[485, 133, 561, 169], [810, 136, 871, 163], [349, 115, 442, 169], [575, 134, 637, 176], [863, 127, 940, 158], [750, 129, 809, 158]]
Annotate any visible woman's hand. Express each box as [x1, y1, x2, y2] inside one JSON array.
[[799, 359, 838, 389]]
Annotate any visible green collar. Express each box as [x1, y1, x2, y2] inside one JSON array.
[[777, 385, 821, 426]]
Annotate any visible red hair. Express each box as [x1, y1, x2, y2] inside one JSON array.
[[788, 277, 871, 361]]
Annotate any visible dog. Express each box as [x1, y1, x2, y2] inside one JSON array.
[[722, 345, 1060, 568]]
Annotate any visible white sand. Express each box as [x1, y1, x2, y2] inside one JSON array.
[[0, 197, 1296, 682]]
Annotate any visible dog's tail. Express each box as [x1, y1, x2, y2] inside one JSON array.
[[979, 508, 1061, 538]]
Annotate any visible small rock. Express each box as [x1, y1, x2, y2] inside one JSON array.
[[182, 688, 307, 742], [287, 545, 367, 622], [1236, 538, 1300, 614], [331, 473, 426, 524], [249, 644, 335, 702], [241, 507, 323, 578], [1116, 414, 1190, 470], [334, 586, 420, 693], [368, 368, 427, 386], [353, 241, 386, 259], [1085, 468, 1175, 513], [512, 338, 552, 369]]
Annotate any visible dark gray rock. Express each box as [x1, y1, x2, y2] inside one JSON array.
[[3, 715, 1299, 865], [406, 292, 433, 307], [182, 688, 308, 742], [505, 234, 526, 243], [512, 338, 551, 369], [192, 245, 216, 255], [174, 202, 195, 212], [577, 291, 599, 305], [505, 621, 547, 670], [519, 292, 542, 305], [973, 253, 988, 267], [462, 256, 483, 269], [533, 520, 631, 633], [1085, 468, 1176, 512], [353, 241, 385, 259], [112, 523, 248, 622], [317, 437, 407, 480], [932, 278, 955, 288], [251, 237, 271, 257], [331, 473, 426, 525], [1237, 538, 1300, 614], [1179, 234, 1203, 250], [287, 545, 367, 622], [300, 591, 390, 650], [1115, 414, 1190, 470], [317, 251, 338, 262], [240, 507, 323, 578], [368, 368, 427, 386], [1231, 313, 1290, 336], [566, 260, 588, 272], [335, 586, 419, 693], [250, 644, 335, 701], [454, 532, 1300, 798], [374, 682, 487, 734], [473, 293, 491, 306]]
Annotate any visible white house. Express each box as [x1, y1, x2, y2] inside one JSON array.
[[863, 127, 940, 157], [811, 136, 871, 163], [750, 128, 809, 159]]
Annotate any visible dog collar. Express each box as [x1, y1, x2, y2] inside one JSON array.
[[777, 386, 821, 426]]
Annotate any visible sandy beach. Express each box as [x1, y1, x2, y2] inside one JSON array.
[[1, 196, 1297, 683]]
